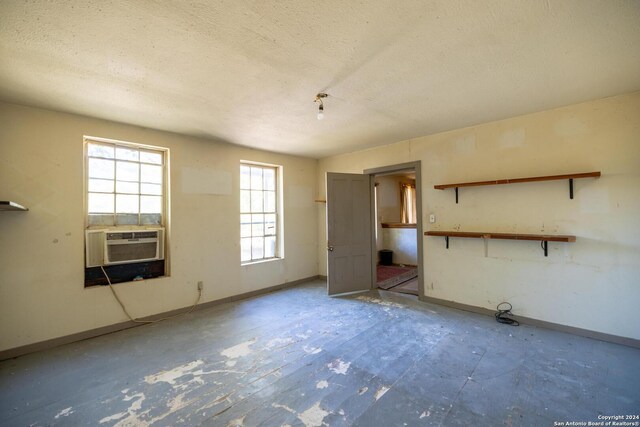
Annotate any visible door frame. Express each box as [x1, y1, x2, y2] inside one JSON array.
[[364, 161, 424, 298]]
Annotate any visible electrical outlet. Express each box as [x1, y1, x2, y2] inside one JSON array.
[[197, 281, 203, 291], [429, 214, 436, 223]]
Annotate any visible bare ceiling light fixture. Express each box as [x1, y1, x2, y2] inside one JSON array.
[[315, 93, 328, 120]]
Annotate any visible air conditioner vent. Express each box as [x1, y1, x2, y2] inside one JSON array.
[[86, 228, 165, 267]]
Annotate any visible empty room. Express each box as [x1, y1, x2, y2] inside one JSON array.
[[1, 1, 639, 426]]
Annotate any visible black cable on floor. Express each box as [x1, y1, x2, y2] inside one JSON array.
[[495, 302, 519, 326]]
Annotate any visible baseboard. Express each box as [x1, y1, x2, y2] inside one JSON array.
[[0, 275, 321, 361], [419, 295, 640, 349]]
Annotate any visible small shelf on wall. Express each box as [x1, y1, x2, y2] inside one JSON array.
[[425, 230, 576, 257], [0, 201, 28, 211], [381, 223, 417, 229], [434, 171, 601, 203]]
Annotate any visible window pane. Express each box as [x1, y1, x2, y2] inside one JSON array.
[[141, 164, 162, 184], [88, 158, 114, 179], [116, 194, 139, 213], [265, 214, 276, 236], [141, 195, 162, 213], [263, 168, 275, 191], [250, 167, 263, 190], [251, 237, 264, 260], [250, 191, 263, 213], [140, 213, 162, 225], [140, 183, 162, 195], [116, 146, 139, 161], [240, 165, 251, 189], [88, 143, 114, 159], [140, 150, 163, 165], [88, 178, 114, 193], [240, 190, 251, 213], [252, 213, 264, 236], [88, 192, 114, 213], [264, 191, 276, 213], [116, 213, 138, 225], [116, 161, 139, 182], [116, 181, 139, 194], [88, 214, 114, 226], [241, 223, 251, 238], [264, 236, 276, 258], [241, 238, 252, 262]]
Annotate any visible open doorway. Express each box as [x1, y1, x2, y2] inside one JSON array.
[[372, 169, 419, 295]]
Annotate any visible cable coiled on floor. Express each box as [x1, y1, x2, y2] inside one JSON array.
[[495, 302, 519, 326]]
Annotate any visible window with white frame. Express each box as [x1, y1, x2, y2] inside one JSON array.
[[240, 162, 280, 263], [85, 137, 167, 227]]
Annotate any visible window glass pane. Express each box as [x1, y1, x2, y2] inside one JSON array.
[[241, 238, 252, 262], [250, 191, 263, 213], [88, 192, 114, 213], [88, 214, 114, 226], [251, 214, 264, 236], [241, 223, 251, 238], [251, 237, 264, 260], [116, 146, 139, 161], [141, 164, 162, 184], [264, 191, 276, 213], [250, 167, 263, 190], [88, 143, 114, 159], [140, 183, 162, 195], [88, 178, 114, 193], [140, 150, 163, 165], [141, 195, 162, 213], [116, 213, 138, 225], [264, 236, 276, 258], [140, 213, 162, 225], [116, 194, 139, 213], [240, 190, 251, 213], [240, 166, 251, 189], [264, 214, 276, 236], [263, 168, 275, 191], [88, 158, 114, 179], [116, 181, 139, 194], [116, 161, 139, 182]]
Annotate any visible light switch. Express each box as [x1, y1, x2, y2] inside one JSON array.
[[429, 214, 436, 223]]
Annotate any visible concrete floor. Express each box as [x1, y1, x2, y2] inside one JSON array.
[[1, 279, 638, 426]]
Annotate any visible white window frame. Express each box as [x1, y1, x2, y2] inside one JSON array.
[[240, 161, 284, 264], [83, 136, 170, 229]]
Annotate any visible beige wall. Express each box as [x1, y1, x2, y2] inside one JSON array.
[[0, 102, 318, 352], [319, 92, 640, 340]]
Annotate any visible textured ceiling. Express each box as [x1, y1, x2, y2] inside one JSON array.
[[1, 1, 639, 158]]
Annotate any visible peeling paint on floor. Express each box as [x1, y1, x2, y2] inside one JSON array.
[[226, 415, 245, 427], [303, 345, 322, 354], [374, 386, 390, 401], [298, 402, 329, 427], [144, 360, 204, 385], [327, 358, 350, 375], [315, 380, 328, 389], [54, 407, 74, 419], [355, 296, 404, 308], [221, 338, 257, 359]]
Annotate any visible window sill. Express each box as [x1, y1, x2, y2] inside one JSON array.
[[241, 257, 283, 266]]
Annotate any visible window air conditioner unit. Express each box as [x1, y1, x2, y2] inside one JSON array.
[[85, 228, 165, 268]]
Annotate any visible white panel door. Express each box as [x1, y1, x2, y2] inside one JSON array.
[[326, 172, 372, 296]]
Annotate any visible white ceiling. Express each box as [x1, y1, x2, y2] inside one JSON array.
[[1, 1, 639, 158]]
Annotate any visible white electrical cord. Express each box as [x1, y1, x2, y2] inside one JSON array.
[[100, 266, 202, 324]]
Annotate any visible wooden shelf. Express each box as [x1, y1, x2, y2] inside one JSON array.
[[425, 230, 576, 256], [0, 201, 28, 211], [434, 171, 601, 203], [381, 223, 417, 229]]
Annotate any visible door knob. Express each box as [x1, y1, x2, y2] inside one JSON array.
[[327, 246, 334, 251]]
